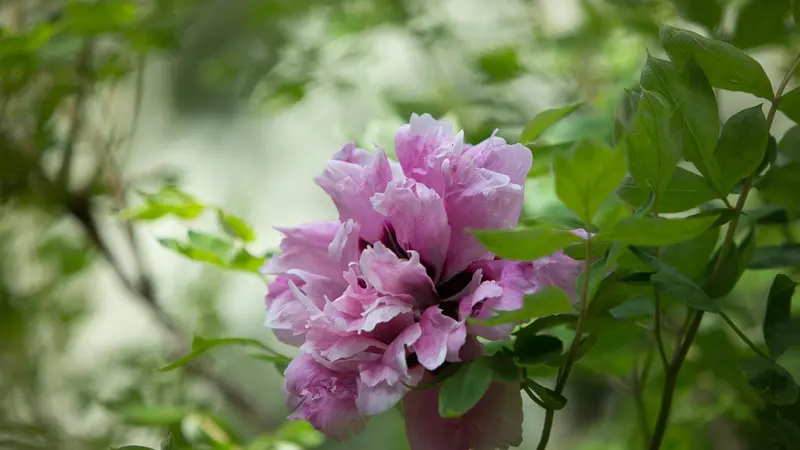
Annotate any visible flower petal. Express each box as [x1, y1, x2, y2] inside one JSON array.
[[359, 242, 436, 306], [394, 113, 456, 192], [414, 306, 466, 371], [261, 221, 342, 278], [403, 381, 523, 450]]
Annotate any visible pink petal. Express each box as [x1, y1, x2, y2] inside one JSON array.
[[394, 113, 456, 193], [328, 219, 361, 271], [458, 281, 516, 341], [414, 306, 466, 371], [261, 221, 343, 279], [403, 381, 523, 450], [264, 274, 309, 346], [359, 242, 436, 307], [371, 179, 451, 279], [463, 135, 532, 187], [284, 354, 366, 441]]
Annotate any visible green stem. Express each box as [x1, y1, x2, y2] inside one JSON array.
[[648, 50, 800, 450], [719, 312, 770, 359], [536, 234, 593, 450], [653, 199, 669, 370]]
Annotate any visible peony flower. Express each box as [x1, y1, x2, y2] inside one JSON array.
[[262, 114, 583, 450]]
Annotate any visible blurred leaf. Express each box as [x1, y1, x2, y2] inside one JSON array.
[[794, 0, 800, 25], [525, 380, 567, 410], [216, 209, 255, 242], [476, 47, 522, 83], [640, 57, 719, 182], [526, 141, 575, 178], [156, 336, 287, 372], [671, 0, 723, 30], [159, 231, 264, 273], [272, 420, 325, 447], [160, 434, 175, 450], [595, 216, 716, 246], [520, 103, 583, 143], [779, 87, 800, 125], [779, 126, 800, 162], [122, 185, 205, 221], [732, 0, 790, 49], [704, 230, 755, 298], [553, 138, 626, 225], [514, 334, 563, 366], [438, 358, 493, 418], [613, 88, 641, 144], [116, 447, 155, 450], [749, 244, 800, 269], [763, 274, 800, 360], [472, 227, 583, 261], [758, 161, 800, 209], [630, 247, 720, 312], [624, 90, 681, 196], [515, 314, 577, 336], [617, 168, 716, 213], [740, 357, 799, 405], [714, 105, 769, 194], [588, 276, 650, 317], [469, 287, 573, 326], [660, 25, 773, 99], [65, 1, 139, 35], [112, 404, 192, 426], [660, 227, 720, 281]]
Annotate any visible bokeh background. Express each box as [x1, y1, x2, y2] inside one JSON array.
[[2, 0, 799, 449]]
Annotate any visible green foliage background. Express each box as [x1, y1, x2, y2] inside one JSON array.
[[2, 0, 800, 449]]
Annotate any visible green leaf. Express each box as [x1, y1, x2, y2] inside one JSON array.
[[617, 168, 716, 213], [704, 230, 755, 299], [159, 231, 264, 273], [121, 185, 205, 221], [112, 404, 192, 426], [624, 90, 682, 196], [520, 103, 583, 143], [438, 359, 494, 418], [640, 56, 719, 181], [660, 227, 720, 281], [794, 0, 800, 25], [487, 354, 522, 383], [595, 216, 716, 246], [749, 244, 800, 269], [469, 287, 573, 326], [476, 47, 522, 83], [217, 209, 255, 242], [65, 1, 139, 35], [630, 247, 720, 313], [525, 380, 567, 410], [714, 105, 769, 194], [763, 274, 800, 360], [156, 336, 286, 372], [588, 276, 650, 318], [660, 25, 774, 100], [273, 420, 325, 447], [472, 227, 584, 261], [739, 357, 799, 405], [553, 138, 626, 225], [526, 141, 575, 178], [757, 161, 800, 209], [515, 314, 577, 336], [732, 0, 790, 50], [513, 334, 564, 366], [671, 0, 723, 30], [779, 125, 800, 162], [613, 88, 641, 144], [779, 86, 800, 125]]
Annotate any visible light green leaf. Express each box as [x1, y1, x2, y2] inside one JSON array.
[[520, 103, 583, 143], [714, 105, 769, 194], [156, 336, 287, 372], [472, 227, 584, 261], [553, 138, 626, 225], [660, 25, 774, 100], [739, 357, 799, 405], [469, 287, 573, 326], [113, 404, 192, 426], [624, 90, 682, 196], [640, 56, 719, 179], [617, 168, 716, 213], [595, 216, 716, 246], [217, 209, 256, 242], [438, 359, 493, 418], [121, 185, 205, 221], [630, 247, 720, 313]]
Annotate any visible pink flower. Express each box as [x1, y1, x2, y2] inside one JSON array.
[[262, 114, 583, 448]]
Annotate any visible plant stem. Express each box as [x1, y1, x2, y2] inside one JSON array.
[[719, 312, 770, 359], [536, 234, 593, 450], [58, 39, 94, 189], [653, 200, 669, 370], [648, 50, 800, 450]]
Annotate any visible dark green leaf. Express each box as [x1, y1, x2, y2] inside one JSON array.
[[515, 314, 577, 336], [476, 47, 522, 83], [514, 334, 564, 366], [624, 90, 682, 196], [732, 0, 790, 49], [525, 380, 567, 410], [757, 161, 800, 209], [714, 105, 769, 194], [216, 209, 255, 242], [704, 231, 755, 299], [630, 247, 720, 312], [779, 125, 800, 162], [671, 0, 723, 30], [520, 103, 583, 143], [779, 86, 800, 125], [563, 241, 610, 260], [487, 354, 521, 382], [660, 227, 720, 281], [553, 138, 627, 225], [469, 287, 573, 326], [739, 357, 799, 405], [794, 0, 800, 25], [763, 274, 800, 359], [640, 56, 719, 179], [660, 25, 774, 99], [617, 168, 716, 213], [588, 276, 651, 317], [156, 336, 284, 372], [595, 216, 716, 246], [749, 244, 800, 269], [472, 227, 583, 261], [438, 359, 493, 418]]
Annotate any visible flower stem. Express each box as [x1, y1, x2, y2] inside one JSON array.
[[648, 50, 800, 450], [536, 234, 593, 450]]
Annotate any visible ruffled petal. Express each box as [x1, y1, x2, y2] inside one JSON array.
[[359, 242, 436, 307], [414, 306, 466, 371], [394, 113, 457, 193], [261, 221, 342, 278], [264, 274, 309, 346], [402, 381, 523, 450]]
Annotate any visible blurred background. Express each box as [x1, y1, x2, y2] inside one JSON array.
[[1, 0, 799, 449]]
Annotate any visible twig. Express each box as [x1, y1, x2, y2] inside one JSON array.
[[58, 39, 94, 189]]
